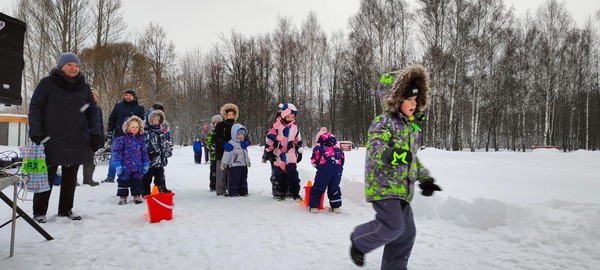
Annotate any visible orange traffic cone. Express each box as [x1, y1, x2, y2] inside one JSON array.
[[303, 180, 325, 210]]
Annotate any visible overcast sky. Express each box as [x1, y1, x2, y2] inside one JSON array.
[[2, 0, 599, 54], [120, 0, 599, 54]]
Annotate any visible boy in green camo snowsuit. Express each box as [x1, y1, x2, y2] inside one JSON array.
[[205, 114, 223, 191], [350, 64, 442, 270]]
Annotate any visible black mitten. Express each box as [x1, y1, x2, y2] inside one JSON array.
[[31, 136, 45, 145], [383, 147, 413, 166], [297, 153, 303, 163], [90, 135, 103, 152], [266, 151, 277, 162], [419, 180, 442, 197]]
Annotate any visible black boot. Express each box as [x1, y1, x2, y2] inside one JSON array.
[[82, 163, 99, 186], [350, 233, 365, 267]]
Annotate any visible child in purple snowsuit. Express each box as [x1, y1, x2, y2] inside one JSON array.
[[350, 64, 441, 269], [309, 132, 344, 213], [113, 116, 149, 205]]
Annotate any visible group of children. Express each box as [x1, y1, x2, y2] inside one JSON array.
[[111, 108, 172, 205]]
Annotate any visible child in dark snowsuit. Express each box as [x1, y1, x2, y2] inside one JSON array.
[[193, 135, 203, 164], [113, 116, 149, 205], [220, 124, 251, 197], [262, 113, 282, 198], [350, 64, 442, 269], [309, 132, 345, 213], [205, 114, 223, 191], [142, 110, 171, 196]]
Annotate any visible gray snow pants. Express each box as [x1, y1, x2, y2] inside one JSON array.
[[352, 199, 416, 270], [215, 160, 229, 195]]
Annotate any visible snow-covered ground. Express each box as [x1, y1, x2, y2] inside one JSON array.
[[1, 146, 599, 269]]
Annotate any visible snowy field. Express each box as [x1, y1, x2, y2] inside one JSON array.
[[1, 146, 599, 270]]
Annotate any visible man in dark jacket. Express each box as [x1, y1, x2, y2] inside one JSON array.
[[103, 89, 145, 182], [28, 52, 103, 223]]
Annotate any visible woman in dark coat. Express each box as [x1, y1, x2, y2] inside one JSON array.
[[28, 52, 103, 223]]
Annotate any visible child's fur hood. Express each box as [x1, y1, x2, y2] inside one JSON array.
[[122, 115, 144, 134], [220, 103, 239, 120], [148, 109, 165, 125], [384, 64, 431, 113]]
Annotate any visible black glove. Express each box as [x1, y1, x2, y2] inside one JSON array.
[[419, 180, 442, 197], [266, 151, 277, 162], [31, 136, 45, 145], [297, 153, 303, 163], [90, 135, 103, 152], [383, 147, 412, 166]]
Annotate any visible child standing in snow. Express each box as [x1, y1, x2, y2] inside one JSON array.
[[350, 64, 442, 268], [262, 111, 282, 198], [193, 135, 203, 164], [112, 116, 149, 205], [200, 124, 210, 163], [142, 110, 171, 196], [220, 124, 251, 197], [205, 114, 223, 191], [309, 132, 345, 213], [265, 103, 303, 201]]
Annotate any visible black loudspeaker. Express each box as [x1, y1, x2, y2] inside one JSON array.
[[0, 12, 26, 106]]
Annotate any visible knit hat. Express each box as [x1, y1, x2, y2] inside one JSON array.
[[280, 103, 298, 119], [57, 52, 80, 68], [124, 89, 137, 99], [152, 103, 164, 111], [211, 114, 223, 124], [403, 80, 420, 99]]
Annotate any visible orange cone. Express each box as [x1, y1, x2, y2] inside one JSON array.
[[303, 180, 325, 210]]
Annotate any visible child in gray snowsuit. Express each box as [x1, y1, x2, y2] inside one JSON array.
[[220, 123, 251, 197]]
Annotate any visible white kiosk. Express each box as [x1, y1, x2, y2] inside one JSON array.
[[0, 114, 28, 146]]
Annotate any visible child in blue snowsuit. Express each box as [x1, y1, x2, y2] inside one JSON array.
[[193, 135, 203, 164], [220, 124, 251, 197], [113, 116, 149, 205], [309, 132, 345, 213]]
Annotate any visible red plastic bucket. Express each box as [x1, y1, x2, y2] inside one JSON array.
[[146, 192, 174, 223]]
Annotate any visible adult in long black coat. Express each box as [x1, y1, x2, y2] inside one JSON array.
[[103, 89, 145, 182], [28, 52, 103, 222]]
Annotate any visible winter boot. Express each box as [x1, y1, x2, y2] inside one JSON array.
[[102, 177, 115, 183], [119, 196, 128, 205], [350, 233, 365, 267], [133, 195, 143, 204], [57, 211, 82, 220], [82, 163, 99, 186], [34, 215, 47, 223]]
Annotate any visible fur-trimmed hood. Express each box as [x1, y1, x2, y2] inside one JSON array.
[[384, 64, 431, 113], [220, 103, 239, 120], [122, 115, 144, 134], [148, 109, 165, 125]]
